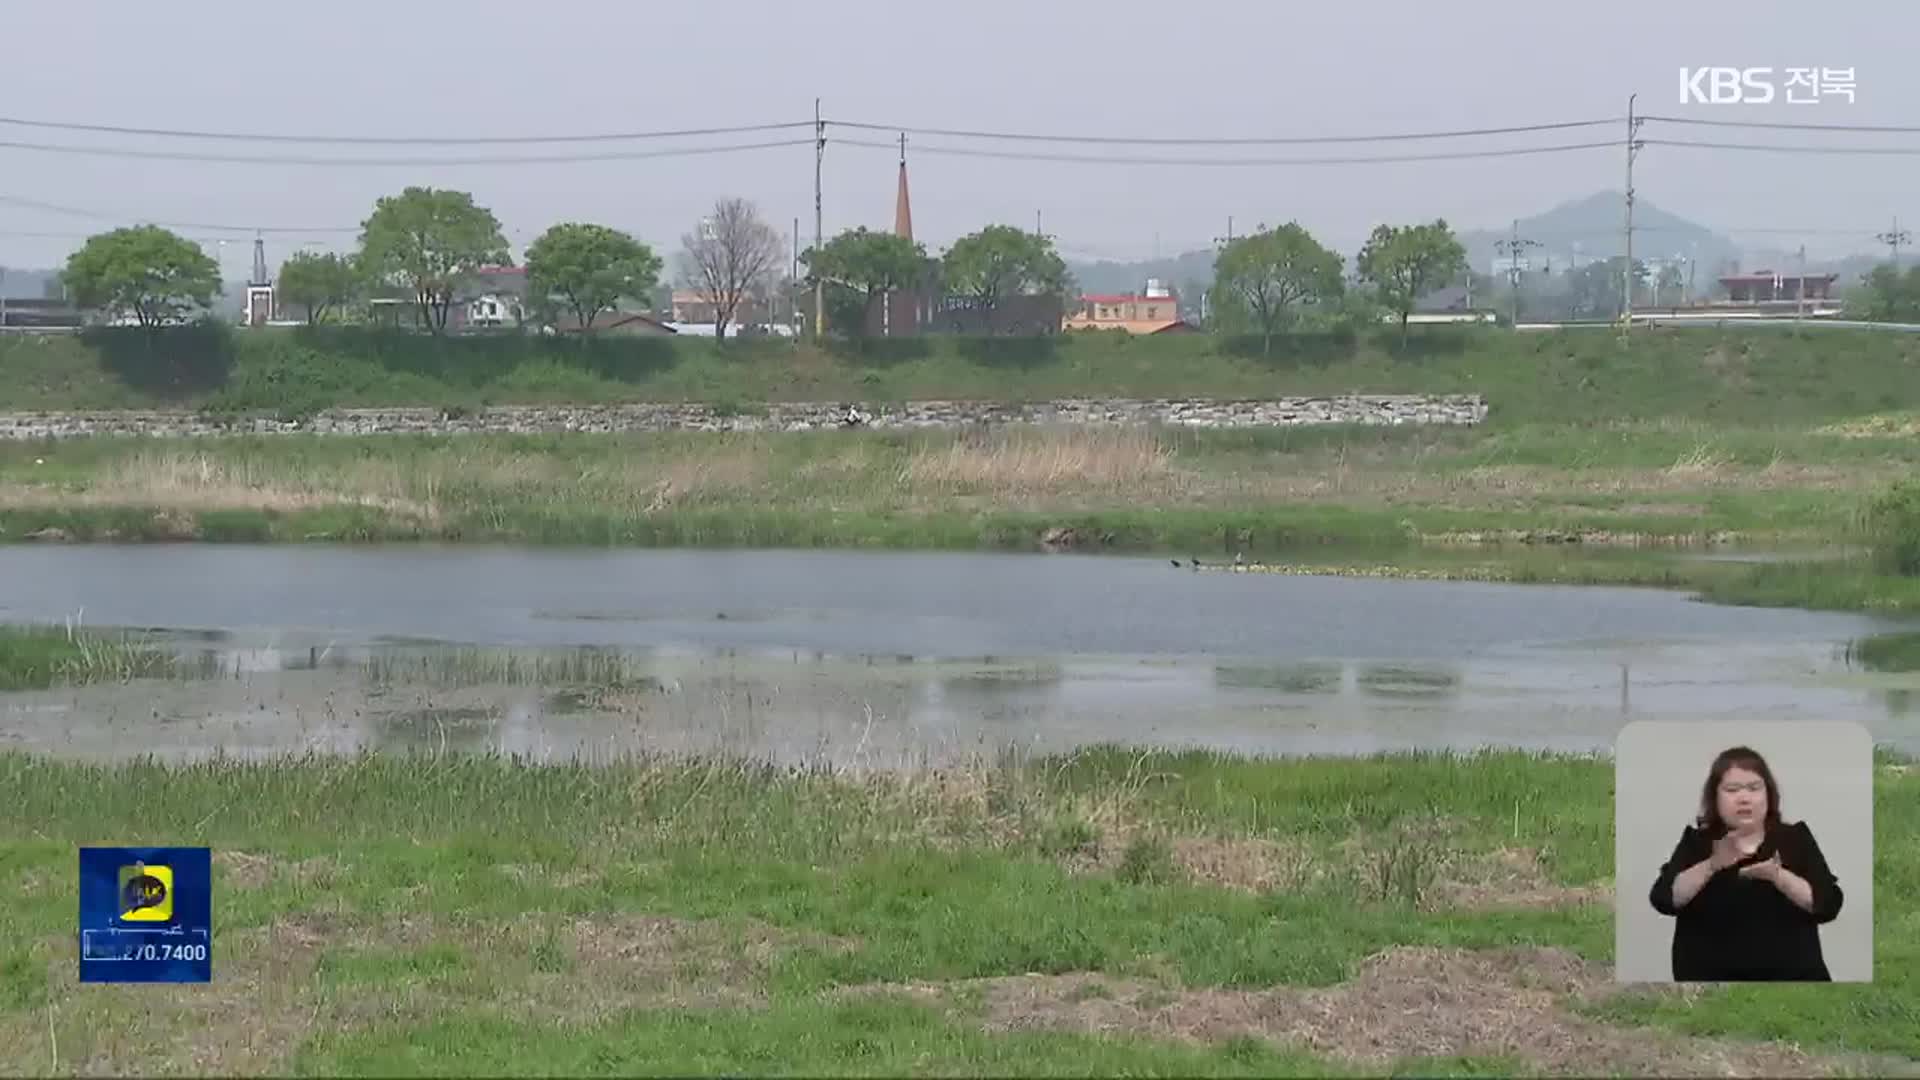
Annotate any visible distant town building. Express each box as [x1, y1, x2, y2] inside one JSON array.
[[462, 266, 527, 329], [1063, 279, 1195, 334], [0, 296, 81, 329], [366, 265, 530, 332], [560, 311, 678, 336], [669, 288, 779, 330], [1717, 270, 1839, 304]]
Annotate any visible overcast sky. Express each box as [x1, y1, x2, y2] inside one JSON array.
[[1, 0, 1913, 281]]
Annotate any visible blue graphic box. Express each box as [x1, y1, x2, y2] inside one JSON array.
[[78, 847, 212, 983]]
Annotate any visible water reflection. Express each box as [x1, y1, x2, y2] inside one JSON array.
[[1214, 662, 1342, 694], [5, 632, 1918, 765], [370, 705, 500, 754], [1849, 632, 1920, 674], [1356, 663, 1462, 700]]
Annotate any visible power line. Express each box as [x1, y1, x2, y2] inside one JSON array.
[[1523, 223, 1889, 237], [0, 111, 1624, 148], [1644, 138, 1920, 156], [0, 192, 358, 233], [831, 117, 1622, 146], [0, 136, 818, 167], [1641, 115, 1920, 134], [0, 115, 815, 145], [833, 136, 1619, 166]]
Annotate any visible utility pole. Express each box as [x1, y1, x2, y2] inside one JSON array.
[[1797, 244, 1807, 321], [1622, 93, 1645, 334], [792, 216, 801, 336], [1213, 216, 1235, 249], [1878, 216, 1912, 265], [1495, 218, 1542, 327], [813, 97, 825, 340]]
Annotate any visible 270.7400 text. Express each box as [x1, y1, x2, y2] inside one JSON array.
[[127, 943, 207, 962]]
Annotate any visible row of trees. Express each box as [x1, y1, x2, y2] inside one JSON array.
[[58, 185, 1079, 340], [60, 186, 1507, 346], [802, 223, 1068, 336], [1207, 221, 1469, 353]]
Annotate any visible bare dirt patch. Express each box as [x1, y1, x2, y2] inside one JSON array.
[[1059, 830, 1318, 894], [549, 913, 857, 1013], [13, 915, 340, 1077], [7, 909, 860, 1076], [1426, 847, 1607, 911], [846, 946, 1908, 1078], [214, 850, 341, 891]]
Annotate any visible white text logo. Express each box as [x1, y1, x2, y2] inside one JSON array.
[[1678, 67, 1855, 105]]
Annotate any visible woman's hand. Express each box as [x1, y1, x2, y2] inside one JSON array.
[[1738, 853, 1782, 882], [1710, 830, 1751, 872]]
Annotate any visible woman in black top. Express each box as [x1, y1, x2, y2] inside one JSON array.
[[1648, 745, 1844, 981]]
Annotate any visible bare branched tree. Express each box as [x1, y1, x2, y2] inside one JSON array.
[[681, 197, 783, 341]]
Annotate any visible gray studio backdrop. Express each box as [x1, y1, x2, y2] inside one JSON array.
[[1614, 720, 1874, 983]]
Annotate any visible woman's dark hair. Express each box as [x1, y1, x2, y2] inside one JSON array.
[[1695, 745, 1783, 835]]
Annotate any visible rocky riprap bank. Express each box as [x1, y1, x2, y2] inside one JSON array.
[[0, 396, 1486, 439]]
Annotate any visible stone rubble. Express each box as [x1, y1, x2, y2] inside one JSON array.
[[0, 395, 1487, 440]]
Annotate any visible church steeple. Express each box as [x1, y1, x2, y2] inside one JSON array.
[[250, 232, 269, 288], [893, 132, 913, 240]]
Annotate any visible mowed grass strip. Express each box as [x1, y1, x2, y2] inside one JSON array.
[[1, 748, 1917, 1074]]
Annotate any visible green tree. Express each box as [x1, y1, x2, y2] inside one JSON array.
[[803, 226, 928, 337], [1210, 223, 1344, 355], [524, 223, 661, 333], [941, 225, 1070, 334], [1355, 221, 1468, 344], [1858, 264, 1920, 322], [275, 251, 360, 325], [358, 187, 509, 335], [60, 225, 220, 327]]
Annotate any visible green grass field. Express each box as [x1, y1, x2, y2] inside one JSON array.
[[1, 748, 1915, 1076], [5, 323, 1920, 427]]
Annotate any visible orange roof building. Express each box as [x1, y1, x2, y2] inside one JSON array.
[[1062, 281, 1195, 334]]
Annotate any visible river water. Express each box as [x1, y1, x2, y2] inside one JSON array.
[[2, 546, 1916, 764]]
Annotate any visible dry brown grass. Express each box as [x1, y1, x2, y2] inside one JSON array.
[[4, 430, 1899, 525], [1044, 815, 1601, 913], [899, 426, 1180, 497], [0, 451, 440, 521], [213, 850, 343, 892], [844, 946, 1912, 1078], [1818, 412, 1920, 438]]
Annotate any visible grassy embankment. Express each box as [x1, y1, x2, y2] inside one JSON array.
[[4, 325, 1920, 610], [2, 747, 1916, 1076]]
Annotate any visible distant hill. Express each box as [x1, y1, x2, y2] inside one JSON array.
[[1459, 191, 1741, 275], [1065, 249, 1215, 309]]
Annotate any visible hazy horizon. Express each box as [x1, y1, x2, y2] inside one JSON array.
[[2, 0, 1913, 281]]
